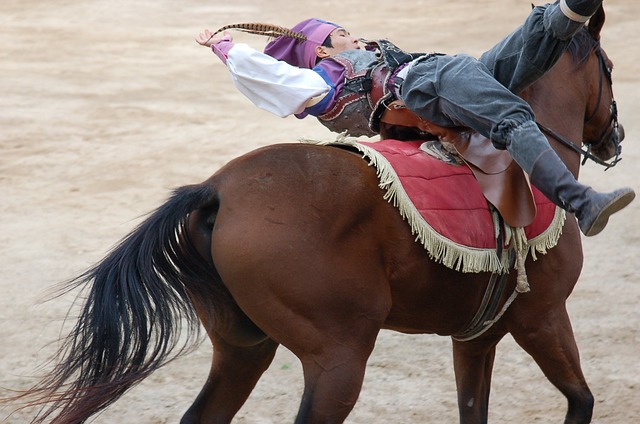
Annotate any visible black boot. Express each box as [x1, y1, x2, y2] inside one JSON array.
[[546, 0, 603, 40], [506, 122, 635, 236], [529, 150, 635, 236], [561, 0, 602, 22]]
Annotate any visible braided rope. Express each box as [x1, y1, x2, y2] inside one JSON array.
[[210, 23, 307, 42]]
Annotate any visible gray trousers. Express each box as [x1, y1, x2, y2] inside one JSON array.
[[399, 1, 586, 151]]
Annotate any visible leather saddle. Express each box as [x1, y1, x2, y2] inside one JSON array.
[[379, 100, 536, 227]]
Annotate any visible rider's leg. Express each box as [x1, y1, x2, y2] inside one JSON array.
[[560, 0, 604, 22], [480, 0, 604, 93], [503, 121, 635, 236], [400, 54, 635, 237]]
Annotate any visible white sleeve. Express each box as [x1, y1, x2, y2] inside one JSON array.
[[225, 43, 331, 117]]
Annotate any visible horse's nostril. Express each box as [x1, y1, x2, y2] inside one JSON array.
[[618, 123, 625, 141]]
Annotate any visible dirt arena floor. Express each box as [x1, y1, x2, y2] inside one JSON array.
[[1, 0, 638, 422]]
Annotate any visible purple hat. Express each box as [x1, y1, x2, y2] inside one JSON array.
[[264, 18, 340, 69]]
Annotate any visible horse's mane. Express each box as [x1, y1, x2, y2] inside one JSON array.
[[567, 26, 600, 67]]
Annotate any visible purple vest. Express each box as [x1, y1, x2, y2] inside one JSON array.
[[317, 50, 388, 137], [317, 41, 422, 137]]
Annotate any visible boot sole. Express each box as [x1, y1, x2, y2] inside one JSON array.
[[582, 189, 636, 237]]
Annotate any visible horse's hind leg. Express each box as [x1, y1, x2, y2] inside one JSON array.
[[281, 290, 387, 424], [180, 333, 279, 424], [510, 305, 594, 424], [293, 334, 379, 424], [295, 338, 378, 424]]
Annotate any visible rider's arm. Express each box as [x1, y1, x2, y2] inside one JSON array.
[[213, 41, 332, 117]]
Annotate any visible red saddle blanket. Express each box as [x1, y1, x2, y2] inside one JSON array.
[[318, 138, 566, 273]]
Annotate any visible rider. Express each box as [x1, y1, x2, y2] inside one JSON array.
[[196, 0, 635, 237]]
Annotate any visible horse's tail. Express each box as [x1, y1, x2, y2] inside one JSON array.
[[18, 182, 220, 423]]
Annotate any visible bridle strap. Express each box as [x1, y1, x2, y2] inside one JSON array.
[[536, 46, 621, 170], [583, 45, 606, 123], [536, 122, 620, 169]]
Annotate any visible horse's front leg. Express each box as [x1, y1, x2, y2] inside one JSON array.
[[452, 335, 504, 424], [510, 304, 594, 424]]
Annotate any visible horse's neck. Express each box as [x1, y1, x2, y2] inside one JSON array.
[[521, 54, 590, 178]]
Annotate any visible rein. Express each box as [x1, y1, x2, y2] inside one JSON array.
[[536, 46, 621, 170], [536, 121, 620, 169]]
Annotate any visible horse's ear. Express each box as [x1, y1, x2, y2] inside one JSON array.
[[588, 5, 605, 40]]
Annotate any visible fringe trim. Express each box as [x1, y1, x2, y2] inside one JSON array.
[[526, 206, 566, 260], [301, 135, 565, 274]]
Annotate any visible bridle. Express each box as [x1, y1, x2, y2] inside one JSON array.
[[536, 44, 622, 170]]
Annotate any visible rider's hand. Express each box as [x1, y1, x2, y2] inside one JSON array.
[[195, 29, 232, 47]]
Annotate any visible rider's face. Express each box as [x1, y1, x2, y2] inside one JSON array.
[[316, 28, 360, 59]]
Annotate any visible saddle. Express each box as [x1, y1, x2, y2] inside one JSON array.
[[379, 100, 536, 227]]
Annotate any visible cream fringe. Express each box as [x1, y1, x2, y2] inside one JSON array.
[[301, 134, 566, 274]]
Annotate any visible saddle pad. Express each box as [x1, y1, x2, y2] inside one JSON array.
[[310, 137, 566, 273]]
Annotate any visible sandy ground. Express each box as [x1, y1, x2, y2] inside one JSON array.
[[1, 0, 639, 422]]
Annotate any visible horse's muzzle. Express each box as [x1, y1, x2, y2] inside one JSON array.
[[618, 122, 625, 142]]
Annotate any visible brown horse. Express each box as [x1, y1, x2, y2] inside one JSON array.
[[11, 9, 625, 424]]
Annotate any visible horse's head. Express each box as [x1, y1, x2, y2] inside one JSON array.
[[581, 7, 624, 166]]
